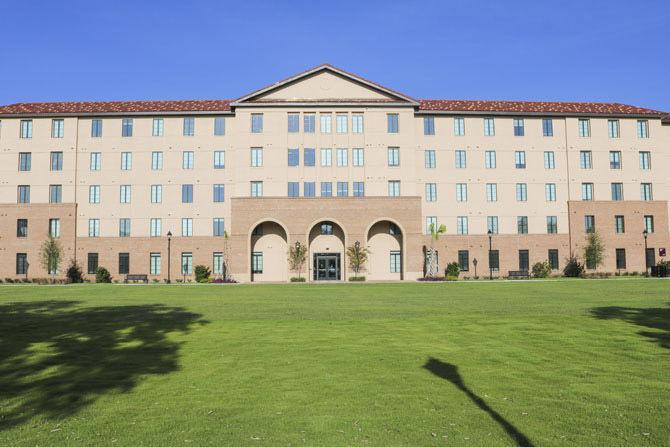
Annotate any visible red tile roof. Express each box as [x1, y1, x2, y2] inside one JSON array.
[[0, 99, 232, 115], [663, 114, 670, 123]]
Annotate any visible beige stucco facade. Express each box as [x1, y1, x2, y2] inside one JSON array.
[[0, 65, 668, 281]]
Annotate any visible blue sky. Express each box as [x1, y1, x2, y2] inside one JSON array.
[[1, 0, 669, 111]]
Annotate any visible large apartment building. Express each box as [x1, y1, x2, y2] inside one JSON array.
[[1, 64, 668, 282]]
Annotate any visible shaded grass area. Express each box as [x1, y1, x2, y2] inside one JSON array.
[[0, 280, 668, 446]]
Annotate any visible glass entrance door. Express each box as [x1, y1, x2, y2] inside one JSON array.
[[313, 253, 341, 280]]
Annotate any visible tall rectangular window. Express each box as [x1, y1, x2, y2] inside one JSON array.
[[455, 150, 466, 169], [181, 218, 193, 237], [426, 216, 437, 235], [182, 184, 193, 203], [546, 216, 558, 234], [581, 183, 593, 201], [487, 216, 499, 234], [579, 151, 592, 169], [486, 183, 497, 202], [89, 185, 101, 204], [387, 114, 399, 133], [458, 250, 469, 272], [152, 118, 164, 136], [287, 182, 299, 197], [122, 118, 133, 137], [91, 119, 102, 137], [20, 120, 33, 138], [181, 252, 193, 275], [182, 151, 194, 169], [250, 181, 263, 197], [17, 219, 28, 237], [304, 114, 315, 133], [388, 180, 400, 197], [545, 183, 556, 201], [423, 116, 435, 135], [183, 117, 195, 136], [51, 119, 64, 138], [90, 152, 101, 171], [456, 183, 467, 202], [425, 183, 437, 202], [578, 118, 590, 137], [615, 249, 626, 270], [88, 218, 99, 237], [484, 117, 495, 136], [387, 147, 400, 167], [637, 120, 649, 138], [352, 148, 364, 167], [287, 113, 299, 133], [390, 251, 401, 273], [584, 215, 595, 233], [514, 151, 526, 169], [214, 117, 226, 136], [640, 183, 653, 200], [303, 182, 315, 197], [87, 253, 99, 274], [150, 218, 162, 237], [351, 114, 364, 133], [608, 119, 620, 138], [250, 148, 263, 167], [51, 151, 63, 171], [251, 252, 263, 274], [544, 151, 555, 169], [517, 216, 529, 234], [542, 118, 553, 137], [609, 151, 621, 169], [614, 215, 625, 234], [639, 151, 651, 170], [485, 150, 496, 169], [19, 152, 31, 171], [353, 181, 365, 197], [49, 218, 60, 238], [336, 148, 348, 167], [516, 183, 527, 202], [336, 114, 348, 133], [425, 150, 436, 168], [16, 253, 28, 275], [548, 249, 559, 270], [213, 184, 225, 202], [149, 151, 162, 170], [18, 185, 30, 204], [456, 216, 468, 235], [251, 113, 263, 133], [214, 150, 225, 169], [288, 148, 299, 167], [454, 117, 465, 136], [320, 182, 332, 197], [150, 253, 161, 275], [513, 118, 525, 136], [611, 183, 623, 201], [213, 252, 224, 275], [121, 152, 132, 170], [304, 148, 316, 167], [119, 253, 130, 275], [337, 181, 348, 197], [120, 185, 132, 203], [489, 250, 500, 272], [644, 215, 654, 233], [320, 114, 332, 133], [320, 148, 332, 167], [518, 250, 529, 271]]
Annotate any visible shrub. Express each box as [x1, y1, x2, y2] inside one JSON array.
[[212, 277, 238, 284], [532, 261, 552, 278], [563, 256, 585, 278], [194, 265, 211, 283], [66, 260, 84, 284], [445, 262, 460, 278], [348, 276, 366, 282], [290, 277, 306, 282], [95, 266, 112, 283], [417, 276, 446, 282]]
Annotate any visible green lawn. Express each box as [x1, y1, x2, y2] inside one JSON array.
[[0, 280, 668, 446]]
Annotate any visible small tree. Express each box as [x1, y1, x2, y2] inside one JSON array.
[[40, 236, 62, 281], [446, 262, 460, 278], [563, 256, 585, 278], [96, 266, 112, 283], [66, 259, 84, 283], [532, 261, 552, 278], [222, 230, 231, 280], [584, 231, 605, 270], [426, 223, 446, 277], [195, 265, 211, 283], [346, 241, 370, 279], [288, 241, 308, 280]]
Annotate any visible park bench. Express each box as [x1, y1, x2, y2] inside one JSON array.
[[507, 270, 530, 279], [125, 274, 149, 283]]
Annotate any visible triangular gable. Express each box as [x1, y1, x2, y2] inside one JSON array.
[[232, 64, 417, 106]]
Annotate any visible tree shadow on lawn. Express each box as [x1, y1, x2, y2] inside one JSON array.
[[590, 303, 670, 349], [0, 300, 207, 431], [423, 357, 535, 447]]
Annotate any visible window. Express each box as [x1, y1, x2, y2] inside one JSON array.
[[251, 252, 263, 274], [516, 183, 527, 202], [454, 117, 465, 136], [389, 251, 401, 273], [485, 150, 496, 169], [581, 183, 593, 201], [304, 114, 315, 133], [20, 120, 33, 138], [426, 216, 437, 235], [49, 218, 60, 238], [151, 151, 163, 170], [584, 215, 595, 233], [183, 151, 194, 169], [121, 152, 132, 170], [517, 216, 529, 234], [320, 182, 332, 197], [89, 185, 101, 204], [548, 249, 559, 270], [16, 253, 28, 275], [336, 148, 348, 167], [119, 253, 130, 275], [214, 150, 225, 169], [51, 119, 64, 138], [425, 150, 436, 168], [456, 183, 467, 202], [320, 114, 332, 133], [91, 119, 103, 137], [641, 183, 653, 201], [336, 114, 348, 133], [119, 218, 131, 237], [547, 216, 558, 234], [484, 117, 495, 136], [251, 114, 263, 133], [182, 117, 195, 136], [250, 148, 263, 167], [387, 147, 400, 166], [122, 118, 133, 137], [423, 116, 435, 135], [389, 223, 400, 236], [489, 250, 500, 272], [388, 180, 400, 197], [213, 184, 225, 202], [90, 152, 101, 171], [644, 215, 654, 233], [214, 117, 226, 136], [337, 181, 348, 197], [608, 119, 620, 138], [542, 118, 553, 137], [152, 118, 164, 137], [458, 250, 469, 272], [352, 148, 364, 166], [87, 253, 99, 274], [611, 183, 623, 201], [457, 216, 468, 235], [615, 248, 626, 270], [513, 118, 525, 136], [181, 252, 193, 275], [321, 222, 333, 235], [639, 151, 651, 170], [287, 113, 299, 133], [487, 216, 499, 234], [18, 185, 30, 204], [304, 148, 316, 166], [486, 183, 497, 202], [150, 253, 161, 275], [387, 114, 399, 133], [88, 218, 100, 237], [352, 114, 364, 133], [251, 181, 263, 197], [544, 151, 555, 169], [614, 215, 625, 234], [545, 183, 556, 201], [455, 150, 466, 168], [353, 181, 365, 197], [120, 185, 131, 203], [609, 151, 621, 169], [287, 148, 299, 167], [519, 250, 529, 271], [150, 218, 161, 237], [213, 218, 225, 236], [213, 252, 224, 275], [303, 182, 315, 197], [181, 218, 193, 237], [17, 219, 28, 237], [19, 152, 31, 171], [425, 183, 437, 202], [579, 150, 592, 169], [578, 118, 590, 137], [637, 120, 649, 138], [182, 184, 193, 203], [514, 151, 526, 169], [51, 151, 63, 171], [320, 148, 332, 167]]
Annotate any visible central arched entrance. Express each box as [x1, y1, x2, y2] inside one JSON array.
[[366, 220, 403, 280], [308, 220, 346, 281], [250, 220, 288, 282]]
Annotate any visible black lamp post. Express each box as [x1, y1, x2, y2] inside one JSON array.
[[643, 229, 649, 275], [167, 230, 172, 283], [487, 230, 493, 280], [473, 258, 478, 278]]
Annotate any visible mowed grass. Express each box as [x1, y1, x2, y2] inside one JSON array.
[[0, 280, 668, 446]]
